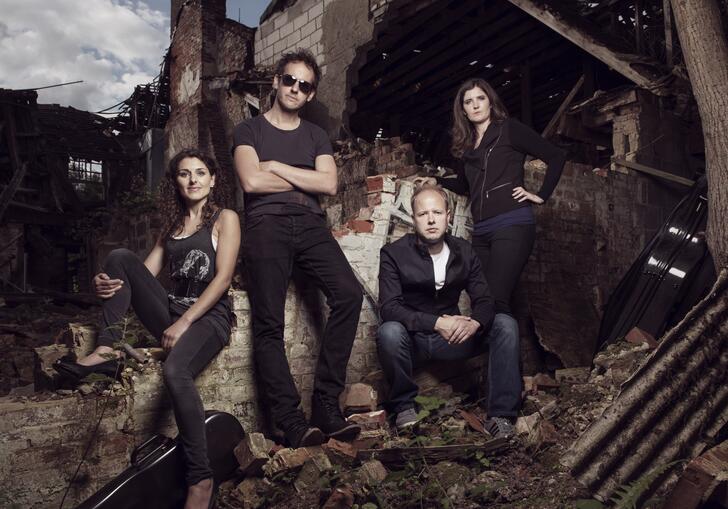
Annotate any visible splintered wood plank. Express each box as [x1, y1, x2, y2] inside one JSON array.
[[356, 438, 509, 466]]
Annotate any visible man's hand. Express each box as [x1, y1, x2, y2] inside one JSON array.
[[93, 272, 123, 299], [449, 316, 480, 344], [162, 317, 192, 351], [435, 315, 480, 344]]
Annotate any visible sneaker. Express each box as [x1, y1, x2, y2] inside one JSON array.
[[395, 408, 420, 430], [310, 392, 361, 441], [284, 422, 325, 448], [484, 416, 515, 439]]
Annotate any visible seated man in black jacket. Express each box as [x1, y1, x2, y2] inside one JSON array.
[[377, 184, 520, 438]]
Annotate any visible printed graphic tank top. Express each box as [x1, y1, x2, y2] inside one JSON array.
[[165, 209, 232, 337]]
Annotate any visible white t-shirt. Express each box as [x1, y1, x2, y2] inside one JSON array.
[[430, 242, 450, 290]]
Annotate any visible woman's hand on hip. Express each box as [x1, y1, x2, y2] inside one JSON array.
[[512, 186, 544, 204], [162, 317, 192, 351]]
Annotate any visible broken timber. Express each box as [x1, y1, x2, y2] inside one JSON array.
[[507, 0, 667, 93], [357, 438, 509, 467], [612, 157, 695, 187]]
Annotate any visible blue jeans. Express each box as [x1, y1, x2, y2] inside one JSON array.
[[376, 313, 521, 417]]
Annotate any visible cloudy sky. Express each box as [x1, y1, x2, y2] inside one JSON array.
[[0, 0, 269, 112]]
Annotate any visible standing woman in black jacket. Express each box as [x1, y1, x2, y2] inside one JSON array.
[[425, 78, 566, 316]]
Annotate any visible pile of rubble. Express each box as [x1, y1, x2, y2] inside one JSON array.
[[215, 340, 655, 509]]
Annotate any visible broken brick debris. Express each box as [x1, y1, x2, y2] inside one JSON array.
[[343, 382, 378, 414], [532, 373, 560, 390], [263, 446, 327, 477], [234, 432, 270, 475], [554, 367, 590, 384], [322, 484, 355, 509], [358, 459, 388, 485], [663, 440, 728, 509], [625, 326, 658, 349], [346, 409, 387, 430], [294, 452, 334, 492], [323, 438, 359, 466]]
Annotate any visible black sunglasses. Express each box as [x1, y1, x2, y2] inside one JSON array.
[[279, 73, 315, 94]]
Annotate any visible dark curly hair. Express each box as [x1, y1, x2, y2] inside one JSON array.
[[275, 48, 321, 89], [451, 78, 509, 159], [157, 148, 233, 238]]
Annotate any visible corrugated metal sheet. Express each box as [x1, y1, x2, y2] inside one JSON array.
[[562, 269, 728, 499]]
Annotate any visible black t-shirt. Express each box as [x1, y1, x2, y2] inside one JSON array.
[[232, 115, 333, 216]]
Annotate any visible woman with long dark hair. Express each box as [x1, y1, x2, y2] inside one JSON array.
[[55, 149, 240, 509], [424, 78, 566, 316]]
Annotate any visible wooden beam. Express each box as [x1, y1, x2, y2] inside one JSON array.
[[357, 439, 509, 467], [521, 60, 533, 127], [612, 157, 695, 186], [356, 9, 525, 106], [542, 74, 585, 138], [506, 0, 664, 90], [635, 0, 643, 54], [0, 106, 28, 223], [357, 1, 479, 85], [361, 20, 545, 113], [663, 0, 674, 66]]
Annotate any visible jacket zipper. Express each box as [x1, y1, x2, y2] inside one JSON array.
[[485, 181, 512, 199], [478, 124, 503, 218]]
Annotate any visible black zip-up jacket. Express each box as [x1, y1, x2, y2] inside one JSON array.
[[437, 117, 566, 223], [378, 233, 495, 333]]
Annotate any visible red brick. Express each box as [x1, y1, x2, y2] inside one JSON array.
[[346, 219, 374, 234], [343, 383, 377, 413], [625, 326, 658, 348], [663, 441, 728, 509], [322, 438, 358, 465], [366, 175, 384, 193], [367, 192, 382, 207]]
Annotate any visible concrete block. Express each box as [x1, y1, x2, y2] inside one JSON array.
[[61, 323, 98, 358], [358, 459, 387, 485]]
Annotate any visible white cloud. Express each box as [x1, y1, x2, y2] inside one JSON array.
[[0, 0, 169, 111]]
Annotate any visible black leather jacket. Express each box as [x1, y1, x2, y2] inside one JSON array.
[[378, 233, 494, 333]]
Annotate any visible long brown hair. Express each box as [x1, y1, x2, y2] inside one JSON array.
[[158, 148, 232, 238], [450, 78, 509, 158]]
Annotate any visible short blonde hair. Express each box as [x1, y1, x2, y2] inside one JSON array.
[[411, 183, 450, 214]]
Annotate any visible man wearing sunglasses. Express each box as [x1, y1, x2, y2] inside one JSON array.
[[232, 49, 363, 448]]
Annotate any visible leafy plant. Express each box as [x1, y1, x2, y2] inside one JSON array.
[[609, 461, 682, 509]]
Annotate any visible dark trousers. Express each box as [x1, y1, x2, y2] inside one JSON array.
[[376, 314, 521, 417], [471, 224, 536, 315], [243, 213, 363, 430], [99, 248, 226, 485]]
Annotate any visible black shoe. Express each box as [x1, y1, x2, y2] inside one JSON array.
[[53, 358, 121, 382], [284, 422, 326, 448], [310, 392, 361, 441]]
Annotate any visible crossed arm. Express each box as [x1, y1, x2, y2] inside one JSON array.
[[233, 145, 338, 196]]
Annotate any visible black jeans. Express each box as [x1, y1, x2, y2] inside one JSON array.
[[471, 224, 536, 315], [99, 249, 226, 486], [376, 314, 521, 417], [243, 212, 363, 430]]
